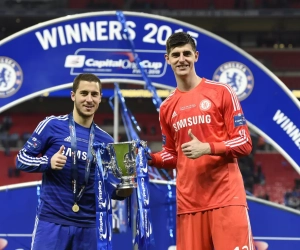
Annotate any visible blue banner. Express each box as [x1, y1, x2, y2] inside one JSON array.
[[0, 11, 299, 172]]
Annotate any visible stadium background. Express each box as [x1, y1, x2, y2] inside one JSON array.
[[0, 0, 300, 249]]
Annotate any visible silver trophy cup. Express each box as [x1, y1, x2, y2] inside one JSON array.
[[106, 141, 143, 189]]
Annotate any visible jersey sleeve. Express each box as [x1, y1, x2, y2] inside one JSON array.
[[16, 116, 53, 172], [209, 85, 252, 158], [150, 105, 177, 169]]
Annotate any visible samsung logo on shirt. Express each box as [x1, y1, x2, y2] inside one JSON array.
[[172, 115, 211, 132], [63, 147, 88, 160]]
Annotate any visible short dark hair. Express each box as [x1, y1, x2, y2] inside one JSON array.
[[72, 73, 102, 93], [166, 32, 196, 55]]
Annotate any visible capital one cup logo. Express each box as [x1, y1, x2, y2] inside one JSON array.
[[213, 61, 254, 101], [99, 212, 107, 240], [141, 177, 150, 206], [98, 181, 106, 209], [138, 148, 148, 174]]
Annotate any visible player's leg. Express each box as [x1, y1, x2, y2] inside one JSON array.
[[31, 217, 72, 250], [211, 206, 254, 250], [176, 212, 213, 250], [71, 226, 97, 250]]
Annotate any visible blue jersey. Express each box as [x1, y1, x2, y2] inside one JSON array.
[[16, 114, 114, 227]]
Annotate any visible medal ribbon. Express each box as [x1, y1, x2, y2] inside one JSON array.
[[94, 143, 112, 250], [135, 141, 154, 249], [68, 113, 95, 208]]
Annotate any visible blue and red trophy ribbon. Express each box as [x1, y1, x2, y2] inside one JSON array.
[[94, 143, 113, 250], [135, 141, 154, 249]]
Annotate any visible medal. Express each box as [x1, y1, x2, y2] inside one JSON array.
[[72, 203, 80, 212], [69, 114, 95, 214]]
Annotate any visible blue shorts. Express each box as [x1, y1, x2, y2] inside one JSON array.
[[31, 218, 97, 250]]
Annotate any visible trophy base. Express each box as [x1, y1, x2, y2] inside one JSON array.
[[117, 176, 137, 190], [116, 187, 134, 198], [117, 182, 137, 189]]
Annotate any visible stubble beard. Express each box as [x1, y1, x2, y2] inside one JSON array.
[[75, 103, 96, 119]]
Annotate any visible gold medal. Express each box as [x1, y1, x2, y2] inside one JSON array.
[[72, 203, 80, 213]]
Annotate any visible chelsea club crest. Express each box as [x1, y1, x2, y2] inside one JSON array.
[[212, 61, 254, 101], [0, 56, 23, 98]]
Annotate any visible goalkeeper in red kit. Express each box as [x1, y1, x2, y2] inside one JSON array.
[[148, 32, 255, 250]]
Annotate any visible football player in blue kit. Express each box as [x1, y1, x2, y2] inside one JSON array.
[[16, 73, 130, 250]]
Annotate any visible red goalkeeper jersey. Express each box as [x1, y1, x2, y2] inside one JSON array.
[[151, 78, 252, 214]]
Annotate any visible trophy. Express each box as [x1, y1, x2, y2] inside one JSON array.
[[106, 140, 145, 189]]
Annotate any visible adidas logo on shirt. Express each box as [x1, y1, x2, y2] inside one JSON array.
[[64, 136, 71, 142], [172, 111, 177, 118]]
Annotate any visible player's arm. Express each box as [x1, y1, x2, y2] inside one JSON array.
[[148, 106, 178, 169], [16, 117, 59, 172], [209, 85, 252, 158]]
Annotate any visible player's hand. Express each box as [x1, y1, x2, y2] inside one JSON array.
[[181, 129, 211, 159], [145, 150, 154, 166], [50, 145, 67, 170], [116, 188, 133, 198], [147, 159, 153, 166]]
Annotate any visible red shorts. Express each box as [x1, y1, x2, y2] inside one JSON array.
[[177, 206, 254, 250]]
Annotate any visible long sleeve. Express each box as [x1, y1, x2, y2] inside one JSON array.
[[155, 79, 250, 214], [150, 104, 178, 169], [16, 117, 53, 173], [17, 148, 50, 172], [209, 85, 252, 158]]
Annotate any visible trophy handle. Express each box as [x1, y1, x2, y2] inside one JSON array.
[[108, 156, 123, 179]]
